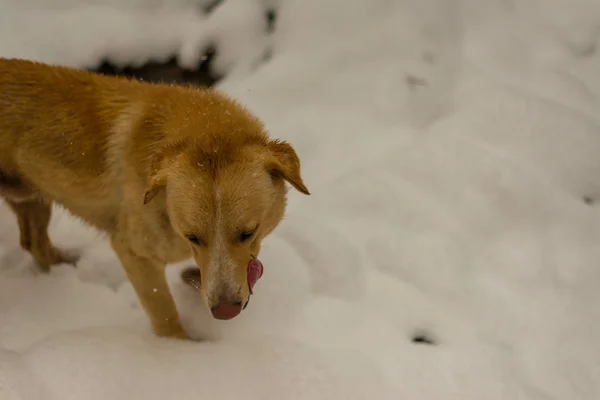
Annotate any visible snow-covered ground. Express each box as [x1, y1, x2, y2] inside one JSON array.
[[1, 0, 600, 398]]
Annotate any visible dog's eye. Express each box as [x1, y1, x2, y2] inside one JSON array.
[[239, 232, 253, 242], [238, 227, 258, 243], [186, 235, 204, 246]]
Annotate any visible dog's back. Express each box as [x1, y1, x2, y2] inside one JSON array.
[[0, 58, 112, 154], [0, 58, 139, 229]]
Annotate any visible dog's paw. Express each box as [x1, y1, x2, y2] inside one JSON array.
[[153, 321, 192, 341], [33, 247, 79, 273], [159, 330, 191, 341], [38, 248, 80, 272]]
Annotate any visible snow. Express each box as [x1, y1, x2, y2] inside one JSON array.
[[1, 0, 600, 398], [0, 0, 271, 75]]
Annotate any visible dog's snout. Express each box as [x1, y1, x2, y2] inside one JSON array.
[[211, 301, 243, 320]]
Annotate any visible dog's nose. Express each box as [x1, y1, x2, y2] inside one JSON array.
[[211, 302, 243, 320]]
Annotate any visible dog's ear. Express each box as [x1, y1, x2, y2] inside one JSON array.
[[143, 159, 167, 205], [266, 140, 310, 195], [143, 141, 184, 205], [143, 176, 166, 205]]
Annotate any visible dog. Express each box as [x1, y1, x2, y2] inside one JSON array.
[[0, 58, 310, 340]]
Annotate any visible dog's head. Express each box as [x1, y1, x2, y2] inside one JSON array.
[[142, 109, 309, 320]]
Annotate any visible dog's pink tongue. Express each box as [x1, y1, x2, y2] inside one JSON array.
[[247, 258, 263, 294]]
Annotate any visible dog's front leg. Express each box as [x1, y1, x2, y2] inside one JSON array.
[[111, 236, 188, 340]]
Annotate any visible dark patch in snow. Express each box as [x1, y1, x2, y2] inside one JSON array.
[[405, 74, 428, 89], [583, 196, 595, 205], [89, 1, 278, 87], [265, 8, 277, 34], [411, 332, 436, 345], [203, 0, 224, 14], [92, 46, 220, 87]]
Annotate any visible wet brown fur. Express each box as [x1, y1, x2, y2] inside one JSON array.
[[0, 58, 309, 340]]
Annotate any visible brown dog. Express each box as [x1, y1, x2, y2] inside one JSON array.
[[0, 58, 309, 339]]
